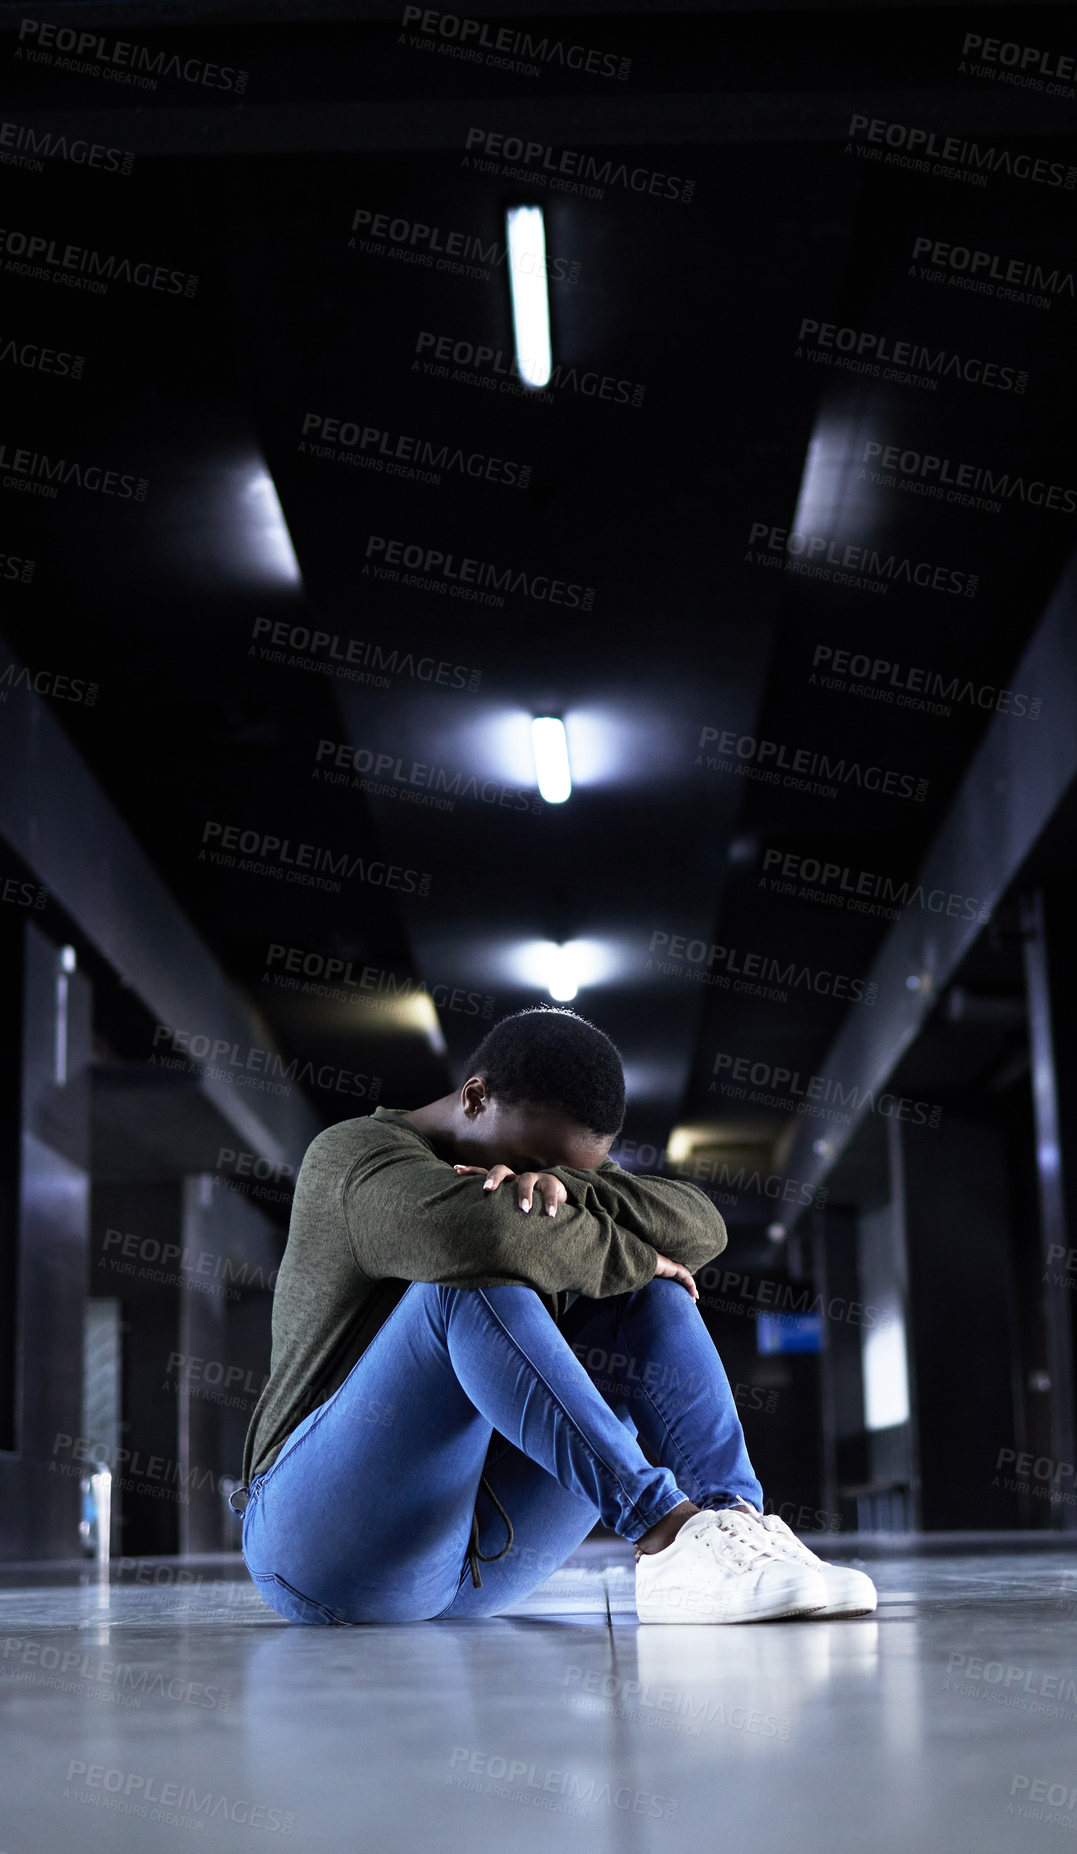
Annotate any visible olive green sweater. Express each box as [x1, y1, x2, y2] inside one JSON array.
[[240, 1105, 728, 1487]]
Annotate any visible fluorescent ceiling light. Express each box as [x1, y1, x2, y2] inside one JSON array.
[[531, 716, 571, 803], [242, 465, 301, 585], [666, 1127, 694, 1167], [546, 945, 578, 1002], [505, 938, 618, 998], [506, 206, 552, 389], [862, 1304, 910, 1431], [666, 1124, 753, 1166], [510, 939, 611, 1001]]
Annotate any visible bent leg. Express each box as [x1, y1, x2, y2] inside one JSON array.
[[243, 1281, 692, 1623], [244, 1281, 493, 1622], [431, 1430, 609, 1619], [442, 1279, 766, 1617], [560, 1277, 766, 1511]]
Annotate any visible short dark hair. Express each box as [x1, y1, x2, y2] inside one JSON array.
[[463, 1007, 626, 1138]]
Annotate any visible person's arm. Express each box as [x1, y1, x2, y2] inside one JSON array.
[[582, 1160, 728, 1273], [340, 1134, 660, 1299], [449, 1156, 727, 1276]]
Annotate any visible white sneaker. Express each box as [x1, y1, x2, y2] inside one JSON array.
[[742, 1510, 877, 1617], [635, 1509, 829, 1624]]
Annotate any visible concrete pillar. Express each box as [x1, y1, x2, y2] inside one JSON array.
[[1021, 886, 1077, 1527], [899, 1114, 1023, 1530], [0, 920, 92, 1560]]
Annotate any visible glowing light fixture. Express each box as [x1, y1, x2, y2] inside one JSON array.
[[666, 1127, 696, 1167], [366, 988, 448, 1055], [666, 1125, 745, 1166], [506, 206, 552, 389], [513, 940, 583, 1000], [242, 465, 301, 584], [55, 946, 77, 1085], [863, 1305, 911, 1430], [531, 716, 571, 804], [545, 944, 579, 1001], [507, 937, 616, 1000]]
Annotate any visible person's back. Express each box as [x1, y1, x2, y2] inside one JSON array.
[[241, 1114, 411, 1491]]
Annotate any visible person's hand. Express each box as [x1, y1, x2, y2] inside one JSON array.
[[651, 1250, 699, 1300], [453, 1163, 567, 1217]]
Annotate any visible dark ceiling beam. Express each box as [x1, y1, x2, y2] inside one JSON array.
[[776, 544, 1077, 1230], [0, 629, 321, 1173], [0, 83, 1065, 158], [0, 0, 1066, 23]]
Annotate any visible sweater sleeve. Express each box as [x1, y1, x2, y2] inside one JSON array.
[[583, 1161, 729, 1273], [341, 1136, 659, 1299]]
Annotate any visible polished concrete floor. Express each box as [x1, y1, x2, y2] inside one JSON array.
[[2, 1537, 1076, 1851]]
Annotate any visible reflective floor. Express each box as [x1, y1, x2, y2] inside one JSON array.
[[2, 1538, 1076, 1851]]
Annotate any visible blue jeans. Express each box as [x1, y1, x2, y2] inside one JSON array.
[[242, 1277, 765, 1624]]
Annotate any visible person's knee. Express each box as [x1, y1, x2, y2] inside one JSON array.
[[637, 1274, 694, 1306], [442, 1282, 549, 1313], [436, 1282, 551, 1340]]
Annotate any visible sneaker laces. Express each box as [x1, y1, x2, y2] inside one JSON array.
[[697, 1509, 787, 1571], [754, 1512, 820, 1566]]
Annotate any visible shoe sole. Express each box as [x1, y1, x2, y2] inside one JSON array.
[[637, 1600, 829, 1624], [636, 1581, 830, 1625], [810, 1601, 878, 1619]]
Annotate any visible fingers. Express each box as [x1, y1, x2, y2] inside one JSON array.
[[677, 1264, 700, 1301], [516, 1173, 567, 1216], [451, 1164, 518, 1192], [653, 1252, 700, 1300], [533, 1175, 567, 1218], [453, 1163, 566, 1216], [663, 1257, 698, 1299]]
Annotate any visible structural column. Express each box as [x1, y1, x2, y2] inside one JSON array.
[[1021, 886, 1077, 1530], [0, 919, 92, 1560]]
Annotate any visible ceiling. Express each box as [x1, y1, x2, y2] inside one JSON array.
[[1, 1, 1073, 1211]]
